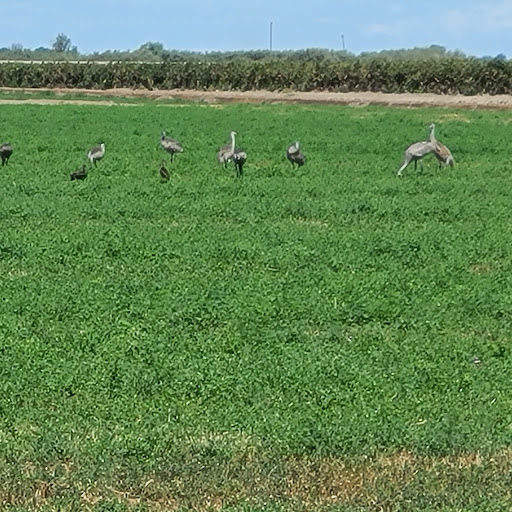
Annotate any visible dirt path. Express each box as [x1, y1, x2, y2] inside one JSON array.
[[1, 86, 512, 109]]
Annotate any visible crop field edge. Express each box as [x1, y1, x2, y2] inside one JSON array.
[[3, 86, 512, 109]]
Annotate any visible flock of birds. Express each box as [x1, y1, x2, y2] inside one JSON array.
[[87, 131, 303, 183], [76, 130, 306, 182], [0, 123, 451, 180]]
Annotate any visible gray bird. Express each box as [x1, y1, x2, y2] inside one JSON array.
[[286, 141, 307, 168], [233, 148, 247, 177], [217, 131, 237, 168], [0, 143, 13, 166], [160, 131, 183, 161], [70, 164, 87, 181], [218, 131, 246, 177], [87, 143, 105, 166], [397, 124, 437, 177]]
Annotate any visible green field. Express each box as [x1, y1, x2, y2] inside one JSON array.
[[1, 99, 512, 511]]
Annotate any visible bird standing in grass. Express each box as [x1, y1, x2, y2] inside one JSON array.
[[159, 161, 170, 182], [70, 164, 87, 181], [217, 131, 247, 177], [232, 147, 247, 177], [160, 131, 183, 162], [433, 141, 455, 169], [286, 141, 307, 168], [428, 123, 455, 169], [217, 131, 237, 168], [397, 124, 437, 177], [87, 143, 105, 166], [0, 143, 13, 166]]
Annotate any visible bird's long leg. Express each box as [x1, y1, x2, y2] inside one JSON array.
[[397, 154, 411, 177]]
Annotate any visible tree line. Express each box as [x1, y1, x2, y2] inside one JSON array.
[[1, 35, 507, 62]]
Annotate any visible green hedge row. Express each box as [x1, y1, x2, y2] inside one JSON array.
[[0, 59, 510, 95]]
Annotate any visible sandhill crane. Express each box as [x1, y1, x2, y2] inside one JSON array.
[[218, 131, 247, 177], [160, 131, 183, 161], [0, 143, 13, 166], [428, 123, 455, 169], [217, 131, 237, 168], [286, 141, 307, 168], [87, 143, 105, 166], [233, 148, 247, 177], [433, 141, 455, 169], [70, 164, 87, 181], [397, 124, 437, 177], [160, 161, 170, 182]]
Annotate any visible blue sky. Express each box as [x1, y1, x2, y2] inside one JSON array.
[[1, 0, 511, 56]]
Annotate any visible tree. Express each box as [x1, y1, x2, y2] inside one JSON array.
[[52, 33, 72, 53]]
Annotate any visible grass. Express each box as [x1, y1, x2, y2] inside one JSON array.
[[1, 100, 512, 510], [0, 88, 217, 106]]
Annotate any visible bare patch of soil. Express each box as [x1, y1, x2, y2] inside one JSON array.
[[2, 86, 512, 109]]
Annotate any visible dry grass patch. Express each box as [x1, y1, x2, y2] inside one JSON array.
[[2, 449, 512, 510]]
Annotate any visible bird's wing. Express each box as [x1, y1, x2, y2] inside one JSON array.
[[435, 141, 452, 157], [407, 140, 436, 156], [234, 149, 247, 162], [218, 143, 233, 159], [162, 137, 182, 150]]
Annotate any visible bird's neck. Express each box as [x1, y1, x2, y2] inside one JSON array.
[[231, 133, 236, 153], [429, 126, 436, 143]]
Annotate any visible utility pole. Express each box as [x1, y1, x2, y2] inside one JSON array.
[[341, 34, 345, 51], [270, 21, 273, 52]]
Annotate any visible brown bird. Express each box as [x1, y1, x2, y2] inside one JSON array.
[[159, 161, 170, 181], [433, 141, 455, 169], [0, 143, 13, 166], [70, 164, 87, 181], [429, 123, 455, 169]]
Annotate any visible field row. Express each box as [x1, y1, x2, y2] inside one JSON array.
[[0, 57, 511, 94]]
